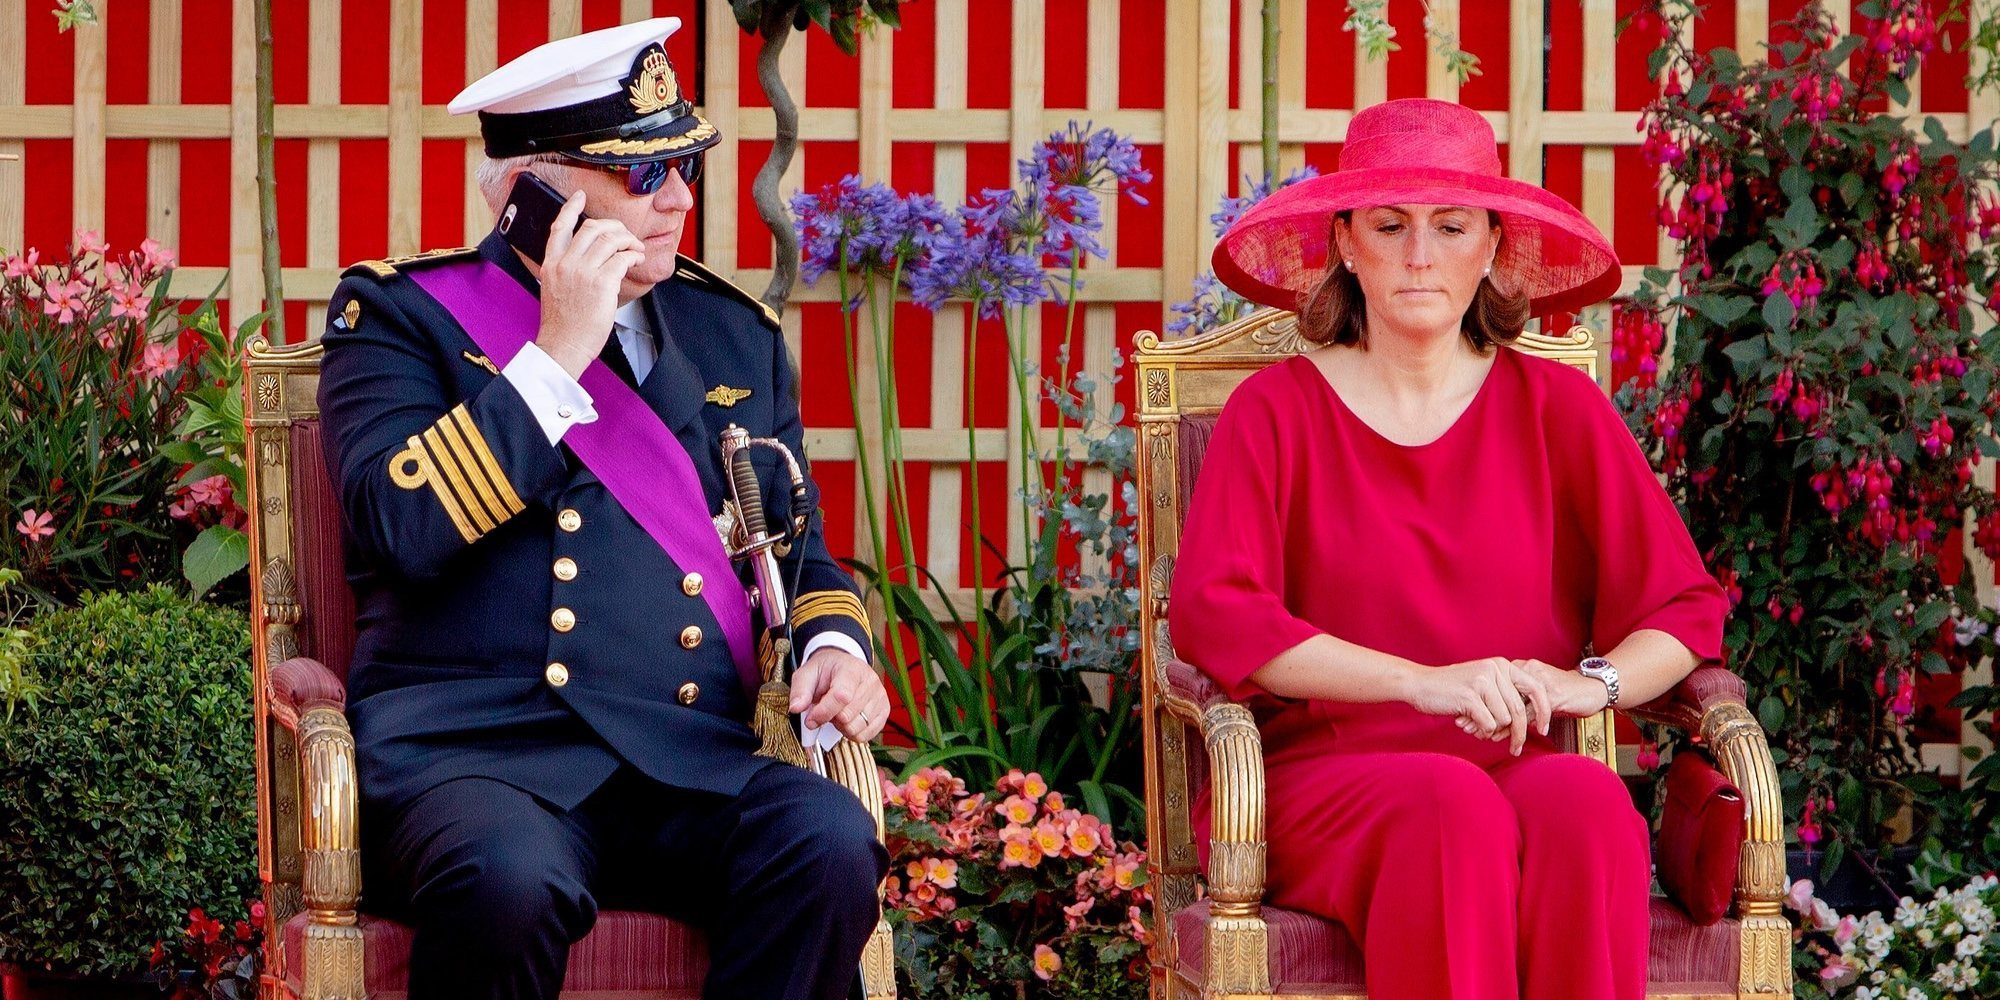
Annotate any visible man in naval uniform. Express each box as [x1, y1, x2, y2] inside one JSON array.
[[314, 18, 890, 1000]]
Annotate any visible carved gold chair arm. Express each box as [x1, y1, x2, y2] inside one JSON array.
[[824, 738, 897, 1000], [1629, 665, 1792, 995], [268, 658, 366, 1000], [1156, 650, 1274, 994]]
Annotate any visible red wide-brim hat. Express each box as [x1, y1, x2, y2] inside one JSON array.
[[1212, 99, 1622, 317]]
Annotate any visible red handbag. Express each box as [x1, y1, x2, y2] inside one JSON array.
[[1657, 749, 1745, 925]]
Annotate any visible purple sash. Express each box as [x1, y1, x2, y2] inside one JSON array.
[[408, 260, 756, 694]]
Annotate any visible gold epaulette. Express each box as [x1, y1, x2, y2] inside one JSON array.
[[672, 255, 783, 330], [341, 246, 479, 281]]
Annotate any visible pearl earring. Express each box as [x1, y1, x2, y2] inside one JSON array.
[[1482, 264, 1492, 276], [1344, 259, 1356, 271]]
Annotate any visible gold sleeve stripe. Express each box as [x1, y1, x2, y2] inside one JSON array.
[[432, 414, 516, 522], [420, 426, 500, 535], [448, 405, 525, 514], [389, 434, 480, 543], [791, 591, 870, 633]]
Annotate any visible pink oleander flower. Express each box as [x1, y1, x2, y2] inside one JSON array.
[[75, 229, 109, 256], [109, 281, 149, 321], [136, 342, 177, 381], [139, 237, 176, 271], [3, 248, 37, 278], [14, 508, 54, 542], [41, 278, 88, 324], [1032, 943, 1061, 981]]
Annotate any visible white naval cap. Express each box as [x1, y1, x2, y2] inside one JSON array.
[[447, 17, 718, 165]]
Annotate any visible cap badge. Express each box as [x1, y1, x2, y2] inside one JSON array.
[[628, 48, 679, 115]]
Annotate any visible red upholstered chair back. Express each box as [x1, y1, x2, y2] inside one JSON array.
[[1131, 311, 1610, 989], [286, 420, 357, 683]]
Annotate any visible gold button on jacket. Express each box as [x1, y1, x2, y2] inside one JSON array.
[[544, 662, 569, 687], [679, 626, 703, 649], [553, 557, 578, 581], [681, 572, 703, 597], [677, 682, 700, 705], [551, 608, 576, 632], [557, 509, 582, 532]]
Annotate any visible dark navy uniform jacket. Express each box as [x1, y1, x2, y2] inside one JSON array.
[[317, 230, 871, 815]]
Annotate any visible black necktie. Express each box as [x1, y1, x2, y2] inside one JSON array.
[[600, 328, 639, 389]]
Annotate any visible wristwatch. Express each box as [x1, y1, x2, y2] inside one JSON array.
[[1578, 656, 1621, 708]]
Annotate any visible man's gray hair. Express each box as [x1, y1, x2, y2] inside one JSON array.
[[474, 153, 569, 212]]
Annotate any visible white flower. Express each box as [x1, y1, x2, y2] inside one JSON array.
[[1812, 898, 1841, 931], [1916, 925, 1936, 947], [1957, 933, 1982, 959]]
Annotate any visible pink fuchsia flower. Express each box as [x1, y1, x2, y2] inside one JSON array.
[[3, 248, 37, 278], [1887, 668, 1918, 722], [75, 229, 109, 256], [1032, 943, 1061, 981], [42, 278, 88, 324], [1635, 739, 1661, 771], [1797, 798, 1824, 848], [14, 508, 54, 542]]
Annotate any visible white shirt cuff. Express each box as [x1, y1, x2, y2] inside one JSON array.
[[503, 343, 597, 446], [799, 631, 872, 751]]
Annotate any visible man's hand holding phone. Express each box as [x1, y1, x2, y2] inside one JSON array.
[[534, 188, 646, 379]]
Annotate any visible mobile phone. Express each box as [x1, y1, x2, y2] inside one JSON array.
[[498, 172, 583, 265]]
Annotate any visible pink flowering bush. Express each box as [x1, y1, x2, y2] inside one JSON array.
[[0, 232, 201, 603], [1618, 1, 2000, 874], [1788, 875, 2000, 998], [881, 766, 1151, 999]]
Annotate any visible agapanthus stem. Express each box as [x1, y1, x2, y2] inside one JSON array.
[[839, 259, 915, 739]]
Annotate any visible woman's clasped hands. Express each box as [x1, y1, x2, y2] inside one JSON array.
[[1405, 657, 1612, 755]]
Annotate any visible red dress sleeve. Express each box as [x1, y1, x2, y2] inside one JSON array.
[[1559, 373, 1727, 664], [1169, 371, 1326, 699]]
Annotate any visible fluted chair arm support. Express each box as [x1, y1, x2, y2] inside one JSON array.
[[269, 656, 348, 733], [1154, 656, 1268, 914]]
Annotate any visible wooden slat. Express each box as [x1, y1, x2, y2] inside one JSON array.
[[149, 0, 184, 254], [0, 0, 21, 252], [1425, 0, 1459, 104], [1194, 0, 1228, 281], [1234, 0, 1260, 186], [549, 0, 581, 40], [308, 0, 341, 288], [1082, 0, 1124, 583], [463, 0, 499, 245], [71, 3, 106, 234], [386, 1, 423, 255], [620, 0, 651, 23], [1161, 0, 1201, 323], [1353, 1, 1388, 109], [1005, 0, 1047, 562], [852, 18, 894, 588], [229, 0, 261, 331], [1507, 0, 1544, 184], [1277, 0, 1305, 176], [926, 0, 970, 588], [699, 0, 741, 279], [1736, 3, 1768, 59], [1580, 0, 1615, 256]]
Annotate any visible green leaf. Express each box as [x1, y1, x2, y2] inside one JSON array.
[[1723, 336, 1769, 375], [1758, 694, 1787, 734], [1761, 294, 1796, 336], [181, 525, 249, 596]]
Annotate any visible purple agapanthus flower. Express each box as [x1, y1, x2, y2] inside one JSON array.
[[790, 175, 904, 286], [1029, 121, 1153, 206], [1166, 270, 1256, 336], [907, 189, 1050, 319], [1210, 165, 1321, 237]]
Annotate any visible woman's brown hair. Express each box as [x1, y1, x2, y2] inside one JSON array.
[[1296, 211, 1532, 351]]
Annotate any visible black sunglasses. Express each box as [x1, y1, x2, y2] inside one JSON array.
[[604, 151, 704, 196]]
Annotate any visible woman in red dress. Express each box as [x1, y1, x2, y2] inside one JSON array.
[[1171, 99, 1727, 999]]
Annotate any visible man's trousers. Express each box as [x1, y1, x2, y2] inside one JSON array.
[[363, 762, 889, 1000]]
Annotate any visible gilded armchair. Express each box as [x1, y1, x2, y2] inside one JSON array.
[[1133, 309, 1791, 999], [242, 334, 897, 1000]]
